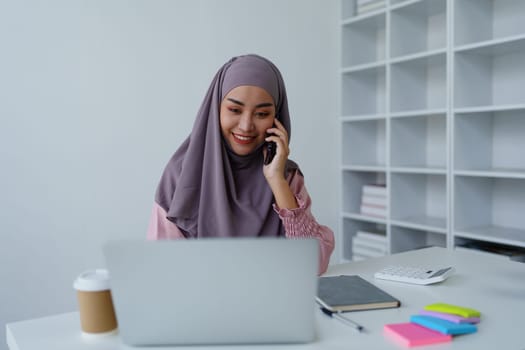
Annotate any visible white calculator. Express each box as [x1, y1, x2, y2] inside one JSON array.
[[374, 265, 455, 285]]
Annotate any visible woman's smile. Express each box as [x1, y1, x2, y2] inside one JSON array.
[[232, 133, 257, 144]]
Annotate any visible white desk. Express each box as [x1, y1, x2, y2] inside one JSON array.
[[6, 247, 525, 350]]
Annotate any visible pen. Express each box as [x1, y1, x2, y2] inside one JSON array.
[[320, 307, 364, 332]]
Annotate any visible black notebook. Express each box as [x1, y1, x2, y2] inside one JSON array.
[[316, 275, 400, 312]]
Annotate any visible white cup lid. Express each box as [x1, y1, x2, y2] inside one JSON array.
[[73, 269, 110, 292]]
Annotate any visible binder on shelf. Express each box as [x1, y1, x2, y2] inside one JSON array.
[[352, 244, 386, 258], [352, 235, 387, 252], [454, 246, 509, 261], [361, 195, 387, 207], [360, 205, 387, 218], [362, 184, 387, 197], [356, 0, 385, 15], [356, 230, 387, 243], [455, 240, 523, 260]]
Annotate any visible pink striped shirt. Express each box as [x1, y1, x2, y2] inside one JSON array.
[[147, 170, 335, 275]]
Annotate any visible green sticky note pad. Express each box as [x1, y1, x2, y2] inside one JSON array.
[[424, 303, 481, 318]]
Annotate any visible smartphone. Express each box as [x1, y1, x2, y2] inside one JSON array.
[[264, 139, 276, 165], [264, 122, 277, 165]]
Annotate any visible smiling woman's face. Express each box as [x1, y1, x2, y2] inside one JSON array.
[[219, 85, 276, 156]]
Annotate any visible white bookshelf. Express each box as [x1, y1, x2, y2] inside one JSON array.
[[340, 0, 525, 262]]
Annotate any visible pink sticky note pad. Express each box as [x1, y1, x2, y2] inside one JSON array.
[[384, 322, 453, 347]]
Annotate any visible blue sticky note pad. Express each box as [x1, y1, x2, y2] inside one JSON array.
[[410, 315, 477, 335]]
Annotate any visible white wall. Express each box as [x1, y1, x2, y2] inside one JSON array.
[[0, 1, 339, 347]]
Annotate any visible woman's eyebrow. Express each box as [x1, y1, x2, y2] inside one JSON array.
[[255, 102, 274, 108], [226, 98, 273, 109], [226, 98, 244, 106]]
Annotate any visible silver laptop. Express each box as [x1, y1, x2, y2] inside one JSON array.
[[103, 238, 319, 346]]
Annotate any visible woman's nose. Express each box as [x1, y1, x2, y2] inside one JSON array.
[[238, 112, 255, 132]]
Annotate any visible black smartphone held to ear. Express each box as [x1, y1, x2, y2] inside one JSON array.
[[264, 121, 277, 165], [264, 138, 276, 165]]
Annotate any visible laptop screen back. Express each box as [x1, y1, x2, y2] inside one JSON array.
[[103, 238, 319, 346]]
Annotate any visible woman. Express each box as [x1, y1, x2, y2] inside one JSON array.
[[148, 54, 334, 274]]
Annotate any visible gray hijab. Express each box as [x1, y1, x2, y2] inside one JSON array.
[[155, 54, 299, 238]]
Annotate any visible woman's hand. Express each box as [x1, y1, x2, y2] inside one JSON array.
[[263, 119, 298, 210], [262, 118, 290, 182]]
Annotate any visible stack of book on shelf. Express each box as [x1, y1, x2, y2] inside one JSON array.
[[352, 230, 387, 261], [355, 0, 385, 15], [360, 184, 387, 219], [455, 240, 525, 261], [384, 303, 480, 347]]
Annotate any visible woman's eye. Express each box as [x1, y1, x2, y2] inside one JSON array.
[[255, 112, 270, 118], [229, 108, 241, 114]]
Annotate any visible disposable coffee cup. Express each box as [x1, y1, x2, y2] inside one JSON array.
[[73, 269, 118, 337]]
